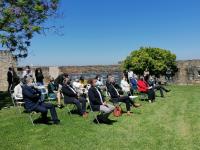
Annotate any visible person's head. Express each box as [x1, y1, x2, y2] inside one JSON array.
[[63, 73, 69, 78], [107, 75, 115, 83], [38, 68, 42, 73], [25, 66, 30, 70], [95, 75, 101, 81], [8, 67, 12, 71], [24, 76, 33, 86], [80, 76, 84, 82], [75, 78, 79, 82], [122, 74, 127, 80], [88, 78, 97, 87], [63, 77, 71, 85], [139, 76, 144, 81], [50, 77, 54, 82]]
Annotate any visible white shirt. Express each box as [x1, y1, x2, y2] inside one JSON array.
[[128, 71, 134, 79], [120, 79, 131, 92], [14, 84, 23, 100], [96, 79, 103, 86], [22, 70, 33, 78], [72, 81, 87, 94]]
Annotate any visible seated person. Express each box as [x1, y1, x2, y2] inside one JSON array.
[[88, 78, 115, 123], [106, 75, 140, 115], [137, 76, 155, 102], [129, 75, 138, 93], [54, 73, 69, 108], [48, 77, 64, 108], [62, 77, 88, 118], [72, 78, 87, 99], [148, 76, 170, 98], [22, 76, 60, 124], [120, 74, 131, 96], [13, 79, 23, 100]]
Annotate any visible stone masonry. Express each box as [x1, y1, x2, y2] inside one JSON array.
[[1, 50, 200, 91]]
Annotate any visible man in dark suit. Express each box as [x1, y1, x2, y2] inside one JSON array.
[[88, 78, 115, 123], [22, 76, 60, 124], [7, 67, 13, 92], [106, 75, 140, 115], [62, 77, 88, 117]]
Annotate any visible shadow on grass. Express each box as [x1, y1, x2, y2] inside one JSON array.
[[0, 91, 13, 110]]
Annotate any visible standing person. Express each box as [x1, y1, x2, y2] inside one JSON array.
[[144, 68, 150, 78], [88, 78, 115, 124], [7, 67, 13, 92], [35, 68, 44, 85], [22, 66, 33, 78]]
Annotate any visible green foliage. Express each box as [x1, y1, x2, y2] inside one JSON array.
[[122, 47, 177, 76], [0, 0, 59, 58]]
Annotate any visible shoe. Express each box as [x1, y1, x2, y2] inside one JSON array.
[[133, 103, 141, 107], [127, 111, 131, 116], [148, 100, 152, 103], [166, 90, 171, 92], [82, 112, 88, 118], [57, 104, 64, 109], [53, 119, 60, 125]]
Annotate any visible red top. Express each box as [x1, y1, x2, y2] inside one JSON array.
[[137, 80, 149, 92]]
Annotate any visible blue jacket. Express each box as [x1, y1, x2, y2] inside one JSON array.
[[22, 85, 41, 112]]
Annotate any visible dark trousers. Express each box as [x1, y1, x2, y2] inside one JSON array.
[[64, 97, 87, 115], [147, 89, 155, 101], [34, 102, 59, 121], [112, 96, 131, 111], [8, 82, 13, 92], [154, 85, 169, 97]]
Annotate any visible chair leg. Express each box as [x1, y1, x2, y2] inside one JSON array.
[[91, 111, 100, 124], [66, 105, 72, 115], [29, 113, 35, 126]]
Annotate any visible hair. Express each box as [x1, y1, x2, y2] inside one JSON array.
[[8, 67, 12, 71], [35, 68, 42, 75], [26, 66, 30, 69], [24, 76, 33, 84], [88, 78, 96, 86], [95, 75, 100, 79]]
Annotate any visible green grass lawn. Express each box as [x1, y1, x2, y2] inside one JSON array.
[[0, 85, 200, 150]]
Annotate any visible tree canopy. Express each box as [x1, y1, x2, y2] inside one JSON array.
[[122, 47, 178, 76], [0, 0, 59, 59]]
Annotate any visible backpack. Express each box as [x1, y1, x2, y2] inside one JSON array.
[[113, 106, 122, 117]]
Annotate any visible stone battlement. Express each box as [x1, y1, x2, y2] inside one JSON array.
[[1, 50, 200, 91]]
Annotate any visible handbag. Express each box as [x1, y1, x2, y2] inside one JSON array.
[[113, 106, 122, 117]]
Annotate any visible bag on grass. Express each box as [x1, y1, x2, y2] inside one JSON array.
[[113, 106, 122, 117]]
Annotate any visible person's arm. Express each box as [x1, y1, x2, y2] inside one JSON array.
[[88, 89, 102, 105], [62, 86, 77, 97], [22, 87, 40, 102]]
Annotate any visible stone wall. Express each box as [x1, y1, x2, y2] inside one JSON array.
[[174, 60, 200, 85], [0, 51, 17, 91], [1, 52, 200, 91]]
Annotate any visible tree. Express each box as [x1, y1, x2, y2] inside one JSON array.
[[0, 0, 59, 59], [122, 47, 178, 77]]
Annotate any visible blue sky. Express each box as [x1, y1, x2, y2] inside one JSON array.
[[19, 0, 200, 66]]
